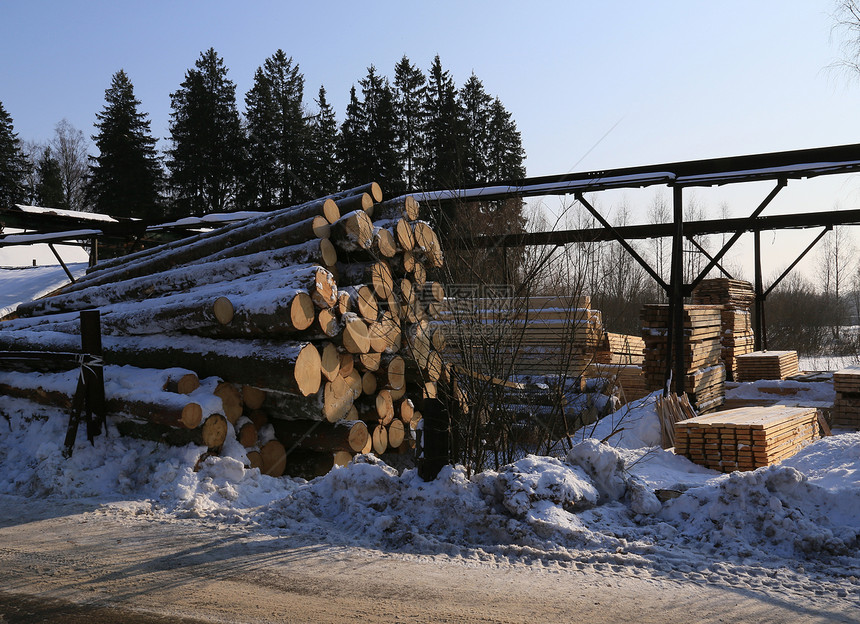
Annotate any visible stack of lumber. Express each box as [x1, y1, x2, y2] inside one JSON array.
[[691, 278, 756, 381], [735, 351, 800, 382], [641, 304, 725, 413], [831, 366, 860, 430], [585, 332, 648, 403], [438, 295, 603, 377], [0, 183, 439, 477], [673, 405, 819, 472]]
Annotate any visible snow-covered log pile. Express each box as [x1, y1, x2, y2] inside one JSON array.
[[0, 183, 447, 478]]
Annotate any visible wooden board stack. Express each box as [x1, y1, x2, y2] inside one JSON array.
[[735, 351, 800, 382], [691, 278, 756, 381], [640, 304, 725, 412], [673, 405, 820, 472], [832, 366, 860, 430], [438, 295, 603, 377], [0, 183, 441, 478]]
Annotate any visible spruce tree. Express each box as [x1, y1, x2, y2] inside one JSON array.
[[393, 56, 426, 192], [167, 48, 245, 216], [338, 86, 368, 189], [88, 69, 163, 219], [307, 86, 340, 196], [420, 55, 465, 190], [359, 65, 401, 194], [244, 50, 309, 208], [35, 147, 65, 208], [486, 97, 526, 181], [0, 101, 28, 210], [458, 73, 492, 184]]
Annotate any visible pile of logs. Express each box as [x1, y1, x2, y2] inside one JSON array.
[[832, 366, 860, 430], [691, 278, 756, 381], [641, 304, 726, 413], [0, 183, 446, 478]]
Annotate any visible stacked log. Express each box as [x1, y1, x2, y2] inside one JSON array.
[[673, 405, 819, 472], [641, 304, 725, 413], [691, 278, 756, 381], [832, 367, 860, 430], [0, 183, 436, 477]]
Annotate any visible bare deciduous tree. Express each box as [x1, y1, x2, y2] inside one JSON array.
[[50, 119, 90, 212]]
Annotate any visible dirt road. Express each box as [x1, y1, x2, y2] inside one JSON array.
[[0, 497, 854, 624]]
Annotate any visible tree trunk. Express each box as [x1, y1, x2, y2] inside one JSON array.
[[369, 196, 419, 222], [16, 258, 336, 319], [0, 331, 323, 397], [270, 418, 369, 453], [334, 261, 393, 299], [329, 210, 374, 252]]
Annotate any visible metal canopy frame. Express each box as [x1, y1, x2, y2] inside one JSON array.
[[421, 142, 860, 395]]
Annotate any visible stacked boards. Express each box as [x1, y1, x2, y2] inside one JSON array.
[[673, 405, 819, 472], [587, 332, 648, 403], [641, 304, 725, 413], [832, 366, 860, 430], [691, 278, 755, 381], [0, 183, 442, 478], [735, 351, 800, 382], [439, 295, 603, 377]]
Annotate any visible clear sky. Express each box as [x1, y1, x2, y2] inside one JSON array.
[[2, 0, 859, 279]]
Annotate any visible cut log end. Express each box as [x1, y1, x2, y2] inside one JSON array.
[[260, 439, 287, 477], [342, 316, 371, 354], [320, 238, 338, 267], [246, 450, 263, 470], [296, 343, 323, 396], [369, 182, 383, 203], [386, 355, 406, 390], [375, 228, 397, 258], [376, 389, 395, 425], [213, 296, 234, 325], [333, 450, 352, 467], [291, 292, 316, 331], [388, 419, 405, 448], [242, 385, 266, 410], [201, 413, 229, 449], [320, 342, 341, 382], [312, 215, 331, 239], [348, 420, 370, 453], [237, 421, 258, 448], [322, 198, 340, 224], [317, 307, 339, 337], [180, 402, 203, 429], [361, 371, 378, 395], [370, 262, 394, 299], [371, 424, 388, 455]]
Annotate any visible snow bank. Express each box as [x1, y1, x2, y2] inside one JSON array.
[[0, 392, 858, 594]]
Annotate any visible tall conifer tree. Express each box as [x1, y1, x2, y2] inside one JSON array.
[[420, 55, 464, 190], [88, 70, 163, 219], [359, 65, 401, 194], [35, 147, 65, 208], [167, 48, 244, 216], [393, 56, 426, 192], [458, 73, 492, 184], [0, 101, 29, 210], [244, 50, 308, 208], [307, 86, 340, 196], [338, 86, 367, 189]]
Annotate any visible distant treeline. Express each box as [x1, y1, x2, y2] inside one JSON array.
[[0, 49, 526, 222]]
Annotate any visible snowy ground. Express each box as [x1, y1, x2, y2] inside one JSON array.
[[0, 262, 89, 318], [0, 383, 858, 620]]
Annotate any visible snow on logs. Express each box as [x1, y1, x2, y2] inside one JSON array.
[[1, 184, 440, 473]]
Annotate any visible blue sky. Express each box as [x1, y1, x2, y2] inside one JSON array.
[[2, 1, 859, 277]]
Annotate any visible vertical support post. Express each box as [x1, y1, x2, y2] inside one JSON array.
[[418, 395, 450, 481], [666, 185, 686, 395], [80, 310, 106, 440], [89, 237, 99, 268], [753, 230, 766, 351]]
